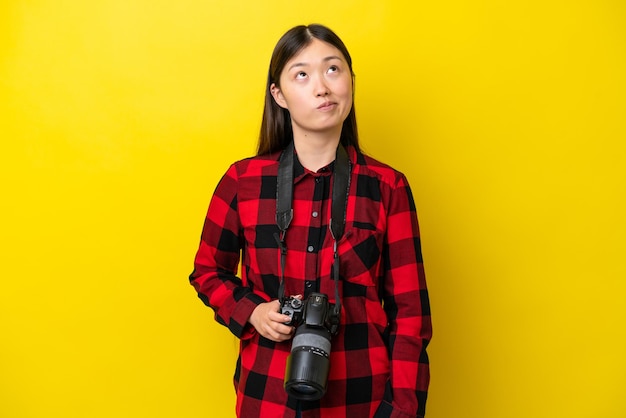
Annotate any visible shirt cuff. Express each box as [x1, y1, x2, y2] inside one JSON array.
[[229, 291, 268, 339], [374, 400, 421, 418]]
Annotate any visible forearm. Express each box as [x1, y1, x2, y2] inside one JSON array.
[[189, 164, 267, 338], [379, 175, 432, 417], [190, 262, 265, 338], [376, 284, 430, 417]]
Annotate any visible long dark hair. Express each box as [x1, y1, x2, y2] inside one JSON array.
[[257, 24, 359, 156]]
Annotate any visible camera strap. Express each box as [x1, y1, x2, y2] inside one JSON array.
[[274, 140, 351, 326]]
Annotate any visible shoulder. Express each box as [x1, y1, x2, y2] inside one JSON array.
[[227, 151, 282, 179], [349, 147, 407, 188]]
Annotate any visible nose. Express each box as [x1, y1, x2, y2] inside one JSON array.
[[316, 88, 329, 97], [314, 76, 330, 97]]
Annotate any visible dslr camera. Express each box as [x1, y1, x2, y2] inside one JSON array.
[[280, 292, 340, 401]]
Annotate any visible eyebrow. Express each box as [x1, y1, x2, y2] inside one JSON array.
[[287, 55, 343, 71]]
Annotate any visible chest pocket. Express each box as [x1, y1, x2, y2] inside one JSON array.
[[337, 224, 383, 288]]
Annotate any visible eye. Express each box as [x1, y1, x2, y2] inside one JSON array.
[[328, 65, 339, 74], [296, 71, 307, 79]]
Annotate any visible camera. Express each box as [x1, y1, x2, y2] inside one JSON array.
[[280, 292, 340, 401]]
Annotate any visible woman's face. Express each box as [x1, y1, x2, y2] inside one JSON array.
[[271, 38, 353, 140]]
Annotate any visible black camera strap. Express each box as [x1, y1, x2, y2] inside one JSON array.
[[274, 141, 351, 327]]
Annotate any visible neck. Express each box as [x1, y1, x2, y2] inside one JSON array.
[[293, 131, 341, 172]]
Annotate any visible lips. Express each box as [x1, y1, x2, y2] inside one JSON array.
[[317, 101, 337, 110]]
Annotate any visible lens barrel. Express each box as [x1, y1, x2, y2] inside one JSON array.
[[284, 326, 331, 400]]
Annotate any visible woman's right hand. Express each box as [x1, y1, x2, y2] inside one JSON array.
[[248, 300, 296, 342]]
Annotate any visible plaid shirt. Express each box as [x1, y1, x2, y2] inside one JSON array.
[[190, 145, 431, 418]]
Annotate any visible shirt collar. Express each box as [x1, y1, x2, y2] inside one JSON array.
[[277, 143, 356, 183], [293, 152, 336, 184]]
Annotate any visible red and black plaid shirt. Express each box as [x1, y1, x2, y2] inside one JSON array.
[[190, 145, 431, 418]]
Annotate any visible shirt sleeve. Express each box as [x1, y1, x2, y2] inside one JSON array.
[[375, 173, 432, 418], [189, 163, 266, 339]]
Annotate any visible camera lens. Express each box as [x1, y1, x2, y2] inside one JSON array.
[[289, 383, 317, 396], [284, 326, 331, 401]]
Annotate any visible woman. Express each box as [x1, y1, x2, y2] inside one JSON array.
[[190, 24, 431, 418]]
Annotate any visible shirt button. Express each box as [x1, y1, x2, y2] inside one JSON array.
[[315, 178, 321, 183], [305, 281, 313, 288], [312, 211, 319, 218], [307, 245, 314, 252]]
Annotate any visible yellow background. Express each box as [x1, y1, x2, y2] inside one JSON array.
[[1, 1, 624, 417]]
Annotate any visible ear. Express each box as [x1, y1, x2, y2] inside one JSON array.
[[270, 83, 288, 109]]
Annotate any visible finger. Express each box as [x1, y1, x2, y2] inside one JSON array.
[[277, 329, 295, 341], [274, 323, 295, 336], [264, 326, 293, 342], [268, 318, 295, 338], [269, 310, 293, 323]]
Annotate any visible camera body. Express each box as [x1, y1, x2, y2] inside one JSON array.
[[281, 296, 305, 327], [281, 293, 340, 333], [280, 292, 340, 400]]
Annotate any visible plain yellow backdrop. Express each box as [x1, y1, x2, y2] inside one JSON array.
[[1, 1, 624, 417]]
